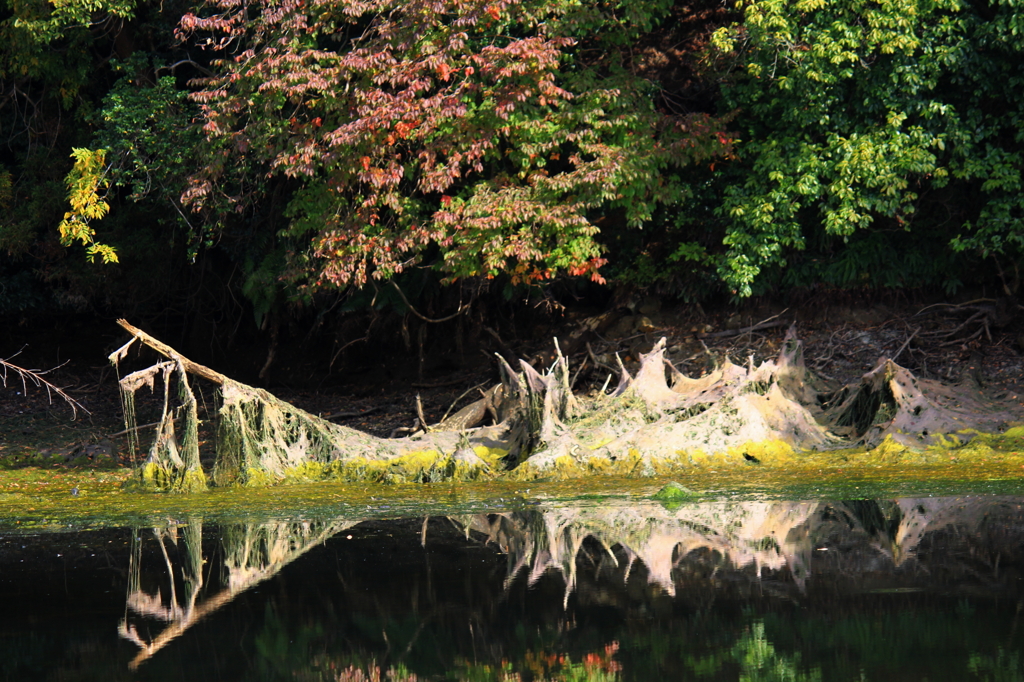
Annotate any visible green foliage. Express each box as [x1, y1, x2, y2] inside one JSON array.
[[8, 0, 137, 45], [707, 0, 1024, 295], [968, 649, 1023, 682], [57, 147, 119, 263], [688, 621, 821, 682], [3, 0, 1024, 316], [80, 55, 208, 258], [95, 57, 202, 206], [0, 0, 207, 314]]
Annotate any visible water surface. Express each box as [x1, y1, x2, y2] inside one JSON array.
[[3, 494, 1024, 680]]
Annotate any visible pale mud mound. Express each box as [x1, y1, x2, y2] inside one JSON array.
[[829, 358, 1018, 449], [114, 321, 1024, 489], [510, 327, 1022, 476]]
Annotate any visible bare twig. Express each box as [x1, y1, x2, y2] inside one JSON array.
[[321, 406, 384, 421], [891, 328, 919, 363], [391, 281, 471, 323], [438, 383, 487, 424], [109, 417, 182, 438], [915, 299, 994, 316], [809, 328, 847, 370], [415, 393, 429, 433], [585, 341, 615, 375], [697, 314, 789, 339], [1, 348, 90, 419], [330, 334, 369, 372], [569, 355, 589, 389], [410, 376, 475, 388], [920, 310, 987, 340]]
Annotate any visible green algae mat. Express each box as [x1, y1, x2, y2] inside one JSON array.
[[3, 456, 1024, 532]]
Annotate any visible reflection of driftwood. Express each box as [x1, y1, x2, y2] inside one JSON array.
[[456, 496, 1024, 600], [118, 518, 358, 670], [462, 501, 819, 600]]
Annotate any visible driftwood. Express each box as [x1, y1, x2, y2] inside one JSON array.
[[119, 516, 356, 669], [111, 321, 1024, 491]]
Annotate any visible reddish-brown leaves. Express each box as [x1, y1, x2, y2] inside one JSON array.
[[179, 0, 732, 290]]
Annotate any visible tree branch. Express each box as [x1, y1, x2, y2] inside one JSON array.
[[1, 348, 90, 419]]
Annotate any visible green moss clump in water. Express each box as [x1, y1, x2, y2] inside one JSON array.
[[653, 481, 696, 510], [124, 461, 207, 493]]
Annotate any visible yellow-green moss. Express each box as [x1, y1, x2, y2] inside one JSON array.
[[243, 467, 278, 487], [106, 422, 1024, 493], [178, 468, 209, 493], [139, 461, 167, 487], [969, 425, 1024, 453], [124, 462, 208, 493], [280, 461, 330, 484], [473, 446, 508, 468]]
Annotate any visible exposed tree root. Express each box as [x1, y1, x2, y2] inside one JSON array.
[[111, 320, 1024, 491]]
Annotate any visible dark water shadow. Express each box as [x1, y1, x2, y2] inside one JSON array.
[[2, 496, 1024, 680]]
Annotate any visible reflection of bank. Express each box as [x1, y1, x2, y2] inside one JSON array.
[[458, 496, 1024, 602], [115, 497, 1024, 671], [118, 517, 360, 670]]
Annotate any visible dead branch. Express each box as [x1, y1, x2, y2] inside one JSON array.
[[109, 417, 182, 438], [915, 299, 995, 317], [0, 348, 90, 419], [697, 318, 789, 339], [891, 328, 920, 363], [114, 319, 228, 385], [391, 281, 471, 323], [321, 406, 384, 421], [438, 383, 487, 424]]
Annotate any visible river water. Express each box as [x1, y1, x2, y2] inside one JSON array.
[[2, 494, 1023, 680]]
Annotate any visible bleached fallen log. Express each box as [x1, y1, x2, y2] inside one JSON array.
[[111, 322, 1024, 491]]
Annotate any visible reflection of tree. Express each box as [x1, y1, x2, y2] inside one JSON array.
[[118, 517, 361, 670], [687, 621, 822, 682], [969, 649, 1024, 682]]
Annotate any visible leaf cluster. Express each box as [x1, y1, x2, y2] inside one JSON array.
[[179, 0, 732, 296], [707, 0, 1024, 295]]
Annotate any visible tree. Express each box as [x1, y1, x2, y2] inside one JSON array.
[[707, 0, 1024, 296], [178, 0, 732, 298], [0, 0, 209, 315]]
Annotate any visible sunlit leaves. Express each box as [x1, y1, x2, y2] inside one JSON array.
[[709, 0, 1024, 295], [180, 0, 731, 292], [58, 148, 119, 264]]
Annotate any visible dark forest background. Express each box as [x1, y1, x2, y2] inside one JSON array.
[[1, 0, 1021, 381]]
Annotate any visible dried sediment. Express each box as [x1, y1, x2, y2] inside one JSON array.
[[112, 321, 1024, 490]]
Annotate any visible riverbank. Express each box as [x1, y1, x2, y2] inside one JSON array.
[[2, 297, 1023, 493]]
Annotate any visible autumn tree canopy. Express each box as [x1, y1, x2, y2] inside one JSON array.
[[0, 0, 1022, 321], [176, 0, 731, 296]]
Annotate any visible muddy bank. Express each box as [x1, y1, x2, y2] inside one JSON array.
[[2, 299, 1023, 480]]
